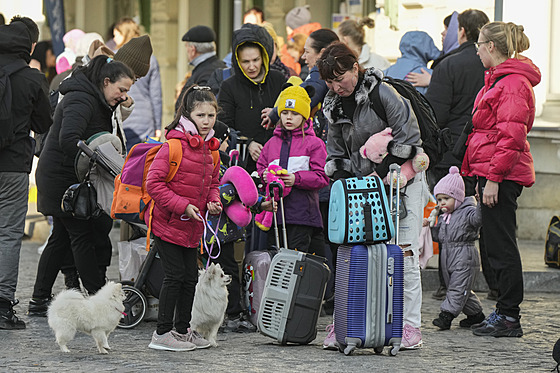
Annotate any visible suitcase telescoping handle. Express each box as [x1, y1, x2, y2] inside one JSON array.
[[389, 163, 401, 245], [269, 181, 288, 250]]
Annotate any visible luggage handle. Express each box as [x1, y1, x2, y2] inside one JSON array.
[[389, 164, 401, 245], [363, 192, 374, 242], [270, 181, 288, 250]]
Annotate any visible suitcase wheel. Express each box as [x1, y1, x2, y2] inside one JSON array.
[[344, 344, 356, 356], [390, 345, 399, 356]]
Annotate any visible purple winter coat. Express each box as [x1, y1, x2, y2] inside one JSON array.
[[257, 120, 329, 228]]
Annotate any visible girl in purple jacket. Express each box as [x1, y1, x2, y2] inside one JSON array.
[[256, 85, 329, 255], [146, 85, 222, 352]]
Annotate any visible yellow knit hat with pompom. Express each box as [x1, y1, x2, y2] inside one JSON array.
[[276, 85, 311, 120]]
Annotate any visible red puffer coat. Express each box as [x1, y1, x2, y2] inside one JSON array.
[[461, 56, 541, 187], [145, 122, 220, 248]]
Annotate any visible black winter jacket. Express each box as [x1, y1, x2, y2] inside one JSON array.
[[425, 41, 486, 168], [36, 69, 115, 216], [175, 54, 226, 112], [0, 22, 52, 173], [218, 23, 286, 173]]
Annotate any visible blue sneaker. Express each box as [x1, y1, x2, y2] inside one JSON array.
[[472, 311, 523, 337]]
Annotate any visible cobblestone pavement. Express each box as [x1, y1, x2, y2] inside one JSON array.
[[1, 238, 559, 373]]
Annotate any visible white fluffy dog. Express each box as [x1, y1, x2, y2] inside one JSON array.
[[190, 263, 231, 347], [47, 281, 126, 354]]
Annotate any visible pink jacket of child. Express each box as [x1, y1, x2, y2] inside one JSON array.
[[145, 119, 220, 248]]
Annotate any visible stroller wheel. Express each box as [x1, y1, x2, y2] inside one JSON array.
[[118, 285, 147, 329]]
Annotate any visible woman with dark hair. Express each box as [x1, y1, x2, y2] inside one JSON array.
[[318, 41, 427, 350], [29, 56, 134, 314]]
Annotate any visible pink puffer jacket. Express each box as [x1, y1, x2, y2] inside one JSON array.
[[461, 56, 541, 187], [145, 122, 220, 248]]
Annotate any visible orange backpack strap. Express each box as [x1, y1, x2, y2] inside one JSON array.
[[211, 149, 220, 170], [166, 138, 183, 182]]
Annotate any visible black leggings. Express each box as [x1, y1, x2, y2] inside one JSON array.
[[478, 178, 523, 318], [154, 235, 198, 335]]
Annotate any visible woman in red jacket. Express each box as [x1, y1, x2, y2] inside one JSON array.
[[462, 21, 541, 338], [145, 85, 222, 351]]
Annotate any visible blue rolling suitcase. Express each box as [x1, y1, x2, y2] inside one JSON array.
[[334, 243, 404, 355], [333, 164, 404, 356]]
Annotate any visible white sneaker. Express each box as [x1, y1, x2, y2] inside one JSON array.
[[185, 328, 211, 349], [148, 331, 196, 351]]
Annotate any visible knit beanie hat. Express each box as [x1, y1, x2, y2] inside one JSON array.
[[434, 166, 465, 204], [285, 5, 311, 30], [213, 120, 230, 143], [276, 85, 311, 120], [114, 35, 153, 78]]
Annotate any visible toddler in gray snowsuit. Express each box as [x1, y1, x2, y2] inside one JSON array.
[[425, 166, 485, 330]]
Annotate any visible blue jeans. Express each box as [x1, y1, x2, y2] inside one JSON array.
[[0, 172, 29, 302]]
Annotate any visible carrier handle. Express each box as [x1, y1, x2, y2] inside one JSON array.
[[389, 163, 401, 245], [363, 191, 374, 242], [269, 181, 288, 249]]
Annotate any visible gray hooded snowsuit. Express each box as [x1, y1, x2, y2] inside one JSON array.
[[431, 196, 483, 317]]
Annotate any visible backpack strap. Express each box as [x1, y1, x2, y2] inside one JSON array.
[[211, 149, 220, 170], [369, 80, 389, 124], [165, 138, 183, 182]]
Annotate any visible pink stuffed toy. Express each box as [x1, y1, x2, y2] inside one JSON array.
[[220, 166, 258, 227], [359, 128, 429, 188], [255, 165, 292, 231]]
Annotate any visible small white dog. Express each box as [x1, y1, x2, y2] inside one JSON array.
[[47, 281, 126, 354], [190, 263, 231, 347]]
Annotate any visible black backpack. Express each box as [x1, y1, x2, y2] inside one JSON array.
[[545, 216, 560, 268], [0, 60, 28, 150], [369, 76, 451, 170]]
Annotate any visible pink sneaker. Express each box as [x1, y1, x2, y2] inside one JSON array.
[[323, 323, 339, 350], [400, 323, 423, 350]]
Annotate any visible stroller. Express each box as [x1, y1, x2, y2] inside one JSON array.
[[77, 140, 163, 329]]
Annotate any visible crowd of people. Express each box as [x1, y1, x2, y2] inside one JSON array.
[[0, 5, 540, 355]]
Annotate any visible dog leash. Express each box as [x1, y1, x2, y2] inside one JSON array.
[[201, 211, 221, 269]]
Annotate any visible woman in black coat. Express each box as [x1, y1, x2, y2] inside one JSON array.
[[30, 56, 134, 311]]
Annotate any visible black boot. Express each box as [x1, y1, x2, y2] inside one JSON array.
[[459, 311, 486, 328], [28, 296, 52, 317], [432, 311, 455, 330], [62, 267, 81, 291], [0, 298, 25, 330]]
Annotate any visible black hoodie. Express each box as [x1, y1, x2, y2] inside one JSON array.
[[0, 22, 52, 172], [218, 23, 286, 173]]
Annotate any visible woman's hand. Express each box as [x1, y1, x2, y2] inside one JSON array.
[[207, 201, 223, 215], [185, 204, 202, 221], [260, 108, 273, 129], [278, 173, 296, 188], [406, 68, 431, 87], [248, 141, 263, 162], [422, 218, 429, 227], [482, 180, 499, 208]]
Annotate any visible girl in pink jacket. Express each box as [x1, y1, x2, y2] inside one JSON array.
[[146, 85, 222, 352]]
